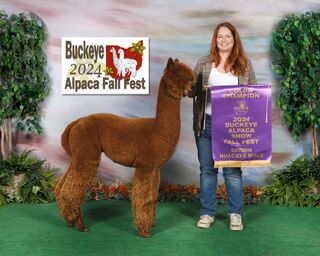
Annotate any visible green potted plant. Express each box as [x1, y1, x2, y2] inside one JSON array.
[[0, 12, 50, 159], [271, 11, 320, 158], [0, 150, 57, 204]]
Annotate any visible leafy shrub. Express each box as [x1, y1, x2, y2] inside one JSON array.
[[263, 155, 320, 207], [0, 12, 50, 135], [217, 184, 265, 205], [86, 181, 264, 204], [19, 169, 56, 203], [0, 150, 58, 204], [216, 184, 227, 204], [271, 12, 320, 144], [158, 183, 199, 202], [0, 161, 15, 186], [0, 188, 6, 206]]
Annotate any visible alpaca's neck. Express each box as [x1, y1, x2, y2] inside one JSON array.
[[155, 77, 181, 139], [112, 51, 118, 61]]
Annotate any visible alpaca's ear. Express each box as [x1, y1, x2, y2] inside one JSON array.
[[167, 58, 174, 68], [174, 58, 179, 63]]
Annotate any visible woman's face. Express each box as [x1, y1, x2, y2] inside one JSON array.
[[216, 26, 234, 53]]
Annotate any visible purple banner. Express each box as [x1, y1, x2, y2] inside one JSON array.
[[210, 85, 272, 167]]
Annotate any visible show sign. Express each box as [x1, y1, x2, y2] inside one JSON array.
[[61, 37, 149, 94], [210, 85, 272, 167]]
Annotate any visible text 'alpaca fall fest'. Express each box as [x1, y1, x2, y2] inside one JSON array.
[[61, 37, 149, 95]]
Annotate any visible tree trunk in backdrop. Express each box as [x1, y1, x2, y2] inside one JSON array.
[[0, 119, 12, 159], [311, 126, 319, 159]]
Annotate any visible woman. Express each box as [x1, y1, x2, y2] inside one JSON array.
[[189, 22, 256, 231]]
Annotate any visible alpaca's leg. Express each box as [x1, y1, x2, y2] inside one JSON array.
[[56, 162, 77, 224], [151, 168, 160, 227], [121, 65, 126, 77], [131, 67, 137, 77], [57, 119, 103, 231], [55, 166, 73, 228], [58, 155, 100, 232], [131, 167, 158, 237], [75, 205, 86, 231], [54, 165, 72, 201], [117, 65, 121, 76]]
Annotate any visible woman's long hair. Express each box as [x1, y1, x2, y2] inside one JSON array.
[[210, 22, 248, 77]]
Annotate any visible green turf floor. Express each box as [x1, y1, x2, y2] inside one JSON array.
[[0, 200, 319, 256]]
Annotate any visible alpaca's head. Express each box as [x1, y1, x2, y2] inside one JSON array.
[[163, 58, 194, 99], [118, 48, 124, 56]]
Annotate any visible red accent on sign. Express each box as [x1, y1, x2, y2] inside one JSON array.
[[106, 44, 143, 79]]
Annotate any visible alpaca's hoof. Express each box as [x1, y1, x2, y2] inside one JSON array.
[[139, 231, 151, 238], [76, 223, 89, 232], [78, 226, 89, 232], [66, 220, 75, 227]]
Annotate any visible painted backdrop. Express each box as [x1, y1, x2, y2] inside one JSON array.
[[1, 0, 319, 185]]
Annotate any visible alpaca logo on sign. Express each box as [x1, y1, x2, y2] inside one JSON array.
[[105, 40, 145, 79], [110, 48, 137, 77]]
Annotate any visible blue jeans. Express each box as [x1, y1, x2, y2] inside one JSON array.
[[195, 114, 243, 217]]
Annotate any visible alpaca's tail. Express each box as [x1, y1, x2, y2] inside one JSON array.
[[61, 119, 80, 156]]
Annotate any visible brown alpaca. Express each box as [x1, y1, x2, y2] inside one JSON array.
[[55, 58, 194, 237]]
